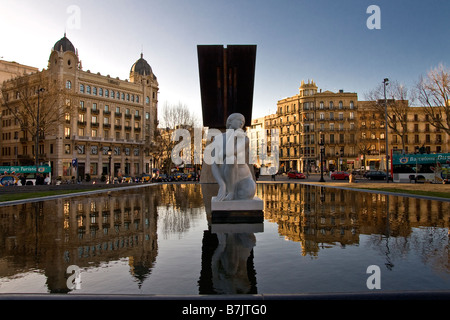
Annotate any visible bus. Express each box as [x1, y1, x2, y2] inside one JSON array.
[[392, 152, 450, 183], [0, 165, 52, 186]]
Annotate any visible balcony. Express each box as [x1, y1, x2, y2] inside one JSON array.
[[103, 123, 111, 129], [114, 125, 122, 131], [124, 126, 132, 131], [124, 114, 132, 119], [103, 110, 111, 115], [115, 112, 122, 117], [77, 121, 87, 126], [91, 109, 99, 115], [91, 122, 99, 128]]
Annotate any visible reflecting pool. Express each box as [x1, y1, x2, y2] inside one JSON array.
[[0, 183, 448, 295]]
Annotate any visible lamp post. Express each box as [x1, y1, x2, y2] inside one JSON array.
[[107, 148, 112, 183], [383, 78, 389, 183], [35, 88, 45, 174], [319, 137, 325, 182]]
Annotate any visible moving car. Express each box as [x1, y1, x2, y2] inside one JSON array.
[[287, 171, 306, 179], [331, 171, 350, 180]]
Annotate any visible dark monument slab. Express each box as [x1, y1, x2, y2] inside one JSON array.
[[197, 45, 257, 129]]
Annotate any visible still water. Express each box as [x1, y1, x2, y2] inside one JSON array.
[[0, 183, 448, 295]]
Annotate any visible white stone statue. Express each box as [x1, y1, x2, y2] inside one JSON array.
[[211, 113, 256, 202]]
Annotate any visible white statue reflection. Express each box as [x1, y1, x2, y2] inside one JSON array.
[[211, 232, 256, 294]]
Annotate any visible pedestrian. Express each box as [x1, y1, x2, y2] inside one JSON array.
[[20, 175, 26, 186]]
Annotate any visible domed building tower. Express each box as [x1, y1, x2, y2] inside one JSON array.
[[129, 53, 159, 156], [47, 33, 80, 83]]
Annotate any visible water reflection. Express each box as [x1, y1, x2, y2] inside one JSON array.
[[260, 183, 449, 274], [0, 183, 448, 295]]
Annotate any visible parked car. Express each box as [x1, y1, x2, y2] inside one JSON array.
[[331, 171, 350, 180], [140, 174, 152, 182], [158, 174, 172, 182], [287, 171, 306, 179], [366, 171, 391, 180]]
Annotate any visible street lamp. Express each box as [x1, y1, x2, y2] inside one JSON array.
[[35, 88, 45, 174], [107, 148, 112, 183], [319, 137, 325, 182], [383, 78, 389, 183]]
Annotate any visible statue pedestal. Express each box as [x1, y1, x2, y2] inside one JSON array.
[[211, 197, 263, 212]]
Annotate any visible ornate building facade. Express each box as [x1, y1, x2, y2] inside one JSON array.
[[251, 80, 450, 173], [0, 35, 159, 181]]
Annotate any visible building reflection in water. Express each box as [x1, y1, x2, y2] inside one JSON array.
[[261, 183, 449, 273], [0, 187, 161, 293]]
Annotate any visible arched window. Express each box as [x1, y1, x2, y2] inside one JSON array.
[[105, 89, 109, 97], [99, 88, 103, 96], [146, 96, 150, 104], [66, 80, 72, 89], [80, 84, 84, 93], [86, 86, 91, 94]]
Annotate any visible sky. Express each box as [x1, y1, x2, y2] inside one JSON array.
[[1, 0, 449, 122]]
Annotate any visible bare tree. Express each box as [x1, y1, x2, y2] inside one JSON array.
[[158, 101, 199, 129], [154, 102, 200, 174], [417, 64, 450, 136], [1, 71, 72, 144], [364, 81, 413, 152]]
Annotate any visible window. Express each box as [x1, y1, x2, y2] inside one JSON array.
[[65, 127, 71, 138], [99, 88, 103, 96], [86, 86, 91, 94], [80, 84, 85, 93], [93, 87, 97, 95], [92, 129, 98, 137], [65, 144, 71, 154], [66, 80, 72, 89], [339, 101, 343, 109], [146, 96, 150, 104], [104, 117, 110, 124], [350, 101, 354, 109], [105, 89, 109, 97]]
